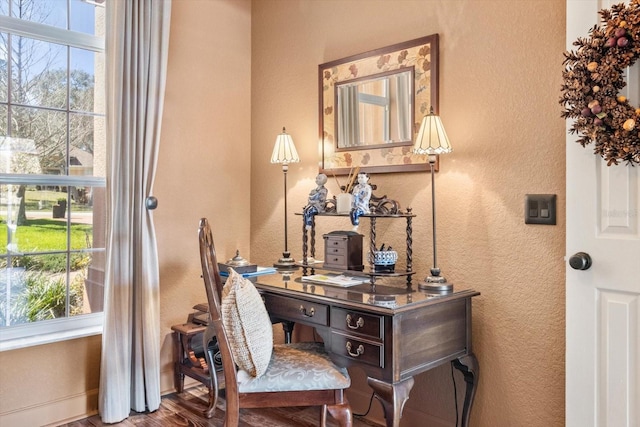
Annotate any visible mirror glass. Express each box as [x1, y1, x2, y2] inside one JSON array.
[[335, 69, 413, 149], [319, 34, 439, 175]]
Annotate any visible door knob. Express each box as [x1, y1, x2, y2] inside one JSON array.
[[569, 252, 592, 270]]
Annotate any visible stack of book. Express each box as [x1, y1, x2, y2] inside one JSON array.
[[219, 266, 278, 278]]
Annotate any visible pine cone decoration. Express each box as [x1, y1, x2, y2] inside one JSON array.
[[560, 0, 640, 165]]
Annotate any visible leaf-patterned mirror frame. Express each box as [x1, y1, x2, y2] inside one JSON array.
[[319, 34, 439, 175]]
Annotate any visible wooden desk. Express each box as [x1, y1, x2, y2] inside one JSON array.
[[254, 272, 480, 427]]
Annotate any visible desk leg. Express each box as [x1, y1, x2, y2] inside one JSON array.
[[367, 377, 414, 427], [452, 353, 479, 427], [281, 321, 295, 344]]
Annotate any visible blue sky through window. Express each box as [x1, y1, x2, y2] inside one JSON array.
[[1, 1, 102, 75], [1, 0, 98, 35]]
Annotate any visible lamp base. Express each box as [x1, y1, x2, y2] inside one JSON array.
[[419, 281, 454, 293], [418, 269, 453, 292], [273, 251, 299, 270]]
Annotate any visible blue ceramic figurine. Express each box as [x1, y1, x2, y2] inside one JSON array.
[[303, 173, 328, 229], [350, 172, 371, 228]]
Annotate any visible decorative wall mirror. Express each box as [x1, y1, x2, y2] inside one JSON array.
[[319, 34, 439, 174]]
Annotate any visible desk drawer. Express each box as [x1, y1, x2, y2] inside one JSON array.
[[324, 254, 346, 267], [331, 332, 383, 368], [326, 246, 347, 256], [326, 238, 348, 250], [262, 294, 329, 327], [331, 307, 383, 340]]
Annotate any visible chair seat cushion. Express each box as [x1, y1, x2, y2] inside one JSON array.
[[237, 342, 351, 393]]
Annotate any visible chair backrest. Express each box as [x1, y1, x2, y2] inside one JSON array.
[[197, 218, 240, 400], [198, 218, 224, 309]]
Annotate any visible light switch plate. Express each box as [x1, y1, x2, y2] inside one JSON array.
[[525, 194, 556, 225]]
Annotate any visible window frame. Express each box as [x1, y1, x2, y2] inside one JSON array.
[[0, 6, 106, 351]]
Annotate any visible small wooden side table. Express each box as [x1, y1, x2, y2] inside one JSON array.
[[171, 322, 212, 392]]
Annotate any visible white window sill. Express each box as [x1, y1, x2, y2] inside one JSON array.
[[0, 313, 103, 352]]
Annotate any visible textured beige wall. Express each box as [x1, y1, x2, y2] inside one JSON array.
[[155, 0, 252, 393], [250, 1, 566, 426], [0, 336, 102, 425], [0, 1, 251, 425]]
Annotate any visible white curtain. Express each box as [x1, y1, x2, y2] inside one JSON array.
[[337, 85, 361, 147], [99, 0, 172, 423], [395, 72, 411, 141]]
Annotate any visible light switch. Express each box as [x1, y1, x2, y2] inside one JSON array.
[[529, 201, 538, 218], [525, 194, 556, 225], [540, 201, 549, 218]]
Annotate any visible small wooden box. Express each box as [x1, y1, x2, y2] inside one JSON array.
[[323, 231, 364, 271]]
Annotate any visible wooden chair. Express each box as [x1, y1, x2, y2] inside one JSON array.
[[197, 218, 353, 426]]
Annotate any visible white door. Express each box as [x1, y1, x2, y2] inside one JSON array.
[[566, 1, 640, 426]]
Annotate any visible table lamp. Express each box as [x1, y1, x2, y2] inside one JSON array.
[[271, 127, 300, 269], [412, 107, 453, 292]]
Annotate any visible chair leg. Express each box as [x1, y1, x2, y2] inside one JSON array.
[[226, 410, 240, 427], [202, 384, 217, 418], [320, 404, 328, 427], [202, 327, 219, 418], [327, 403, 353, 427]]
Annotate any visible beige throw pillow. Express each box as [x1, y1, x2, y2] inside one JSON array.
[[221, 268, 273, 377]]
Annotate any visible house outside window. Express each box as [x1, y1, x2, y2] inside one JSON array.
[[0, 0, 106, 350]]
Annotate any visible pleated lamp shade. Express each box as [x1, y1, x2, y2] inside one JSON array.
[[412, 108, 453, 155], [271, 127, 300, 164]]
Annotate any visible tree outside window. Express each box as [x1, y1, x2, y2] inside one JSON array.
[[0, 0, 105, 333]]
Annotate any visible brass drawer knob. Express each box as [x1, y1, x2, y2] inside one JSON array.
[[346, 341, 364, 357], [299, 305, 315, 317], [346, 314, 364, 329]]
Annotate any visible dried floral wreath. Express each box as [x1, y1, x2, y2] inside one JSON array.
[[560, 0, 640, 165]]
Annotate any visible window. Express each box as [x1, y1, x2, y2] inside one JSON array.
[[0, 0, 105, 350]]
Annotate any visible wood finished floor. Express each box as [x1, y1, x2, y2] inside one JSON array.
[[58, 386, 382, 427]]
